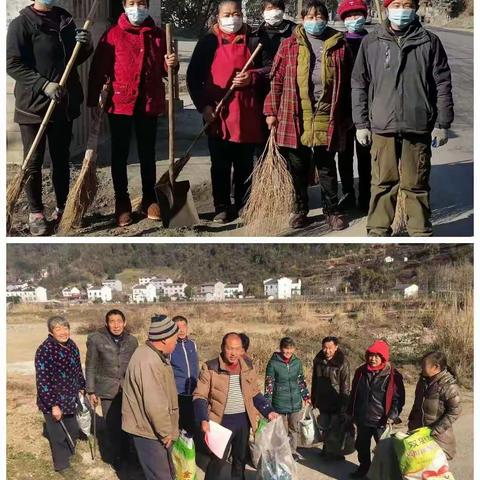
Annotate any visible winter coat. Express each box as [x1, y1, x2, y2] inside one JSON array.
[[348, 362, 405, 428], [170, 337, 199, 395], [351, 19, 454, 135], [408, 369, 461, 460], [264, 25, 352, 151], [6, 6, 93, 124], [35, 335, 86, 415], [122, 342, 179, 442], [193, 355, 273, 429], [87, 14, 170, 116], [85, 327, 138, 399], [311, 349, 350, 414], [264, 352, 310, 414]]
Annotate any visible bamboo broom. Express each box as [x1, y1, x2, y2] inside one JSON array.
[[6, 0, 100, 234]]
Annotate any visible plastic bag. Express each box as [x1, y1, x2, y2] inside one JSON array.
[[172, 430, 197, 480], [369, 426, 403, 480], [393, 428, 456, 480], [250, 418, 269, 468], [299, 405, 320, 446], [255, 417, 296, 480], [76, 393, 92, 437]]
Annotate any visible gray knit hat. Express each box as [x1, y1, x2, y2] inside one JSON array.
[[148, 314, 179, 341]]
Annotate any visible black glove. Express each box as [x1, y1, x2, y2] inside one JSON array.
[[43, 81, 67, 102], [75, 28, 92, 46]]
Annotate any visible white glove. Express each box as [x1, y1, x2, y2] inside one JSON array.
[[356, 128, 372, 147], [431, 128, 448, 148]]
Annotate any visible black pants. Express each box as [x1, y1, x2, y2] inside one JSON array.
[[337, 128, 372, 208], [101, 391, 129, 462], [280, 145, 339, 214], [208, 137, 255, 213], [108, 113, 158, 203], [178, 395, 195, 435], [355, 425, 385, 469], [205, 413, 250, 480], [20, 121, 73, 213], [133, 435, 175, 480], [43, 413, 79, 471]]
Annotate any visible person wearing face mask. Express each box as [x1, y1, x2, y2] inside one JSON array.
[[6, 0, 93, 236], [87, 0, 178, 228], [336, 0, 371, 214], [187, 0, 268, 224], [264, 0, 352, 231], [408, 351, 461, 460], [351, 0, 454, 237]]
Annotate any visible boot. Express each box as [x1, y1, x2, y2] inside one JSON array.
[[141, 199, 161, 221], [115, 197, 133, 227]]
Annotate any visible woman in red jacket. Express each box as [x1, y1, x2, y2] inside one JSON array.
[[88, 0, 178, 227]]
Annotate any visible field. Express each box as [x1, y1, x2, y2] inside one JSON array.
[[6, 296, 473, 479]]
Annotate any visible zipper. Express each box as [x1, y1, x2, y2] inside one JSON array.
[[182, 341, 191, 394]]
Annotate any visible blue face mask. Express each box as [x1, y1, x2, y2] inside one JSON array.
[[304, 19, 327, 36], [388, 7, 416, 29], [38, 0, 60, 6], [125, 6, 150, 25], [344, 17, 366, 33]]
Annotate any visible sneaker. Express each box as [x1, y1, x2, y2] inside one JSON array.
[[349, 465, 370, 478], [28, 212, 48, 236], [326, 213, 349, 231], [141, 200, 161, 221], [213, 210, 229, 224], [115, 198, 133, 227], [289, 213, 312, 229]]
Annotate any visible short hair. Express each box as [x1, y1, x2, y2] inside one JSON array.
[[123, 0, 150, 5], [280, 337, 295, 349], [105, 309, 126, 323], [422, 351, 456, 377], [239, 333, 250, 352], [173, 315, 188, 324], [221, 332, 242, 349], [218, 0, 242, 12], [262, 0, 286, 10], [301, 0, 329, 20], [322, 336, 339, 346], [48, 316, 70, 332]]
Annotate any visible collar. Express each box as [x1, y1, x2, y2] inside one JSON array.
[[20, 5, 73, 31], [145, 340, 170, 363], [296, 24, 344, 50], [219, 354, 249, 373], [47, 333, 71, 348], [212, 23, 248, 44], [118, 12, 156, 34], [177, 336, 189, 343]]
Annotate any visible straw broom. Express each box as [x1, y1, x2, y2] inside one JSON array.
[[242, 128, 295, 236], [6, 0, 100, 234]]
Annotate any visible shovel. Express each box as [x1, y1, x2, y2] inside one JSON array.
[[155, 24, 200, 228]]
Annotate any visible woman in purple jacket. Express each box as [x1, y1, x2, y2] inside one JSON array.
[[35, 316, 86, 477]]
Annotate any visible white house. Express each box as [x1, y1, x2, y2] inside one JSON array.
[[139, 276, 154, 285], [150, 278, 173, 289], [62, 287, 82, 299], [87, 285, 112, 303], [404, 284, 419, 299], [224, 282, 244, 299], [263, 277, 302, 299], [200, 282, 225, 301], [132, 283, 158, 303], [385, 256, 394, 263], [102, 279, 122, 292], [7, 285, 48, 303], [163, 282, 187, 299]]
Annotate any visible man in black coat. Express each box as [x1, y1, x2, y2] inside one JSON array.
[[7, 0, 93, 236], [86, 309, 138, 468]]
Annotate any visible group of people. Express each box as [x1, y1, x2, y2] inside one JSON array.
[[35, 311, 462, 480], [8, 0, 453, 236]]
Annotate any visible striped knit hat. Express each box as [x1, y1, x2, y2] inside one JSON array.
[[148, 314, 179, 341]]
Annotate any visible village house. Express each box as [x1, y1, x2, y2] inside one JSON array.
[[263, 277, 302, 299], [149, 278, 174, 289], [87, 285, 112, 303], [163, 282, 188, 299], [6, 285, 48, 303], [224, 282, 244, 299], [200, 282, 226, 301], [131, 283, 158, 303], [62, 287, 82, 299], [102, 279, 123, 292]]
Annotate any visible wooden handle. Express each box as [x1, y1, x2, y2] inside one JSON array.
[[166, 24, 175, 180]]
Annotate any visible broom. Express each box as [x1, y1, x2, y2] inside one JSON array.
[[57, 82, 110, 234], [242, 128, 295, 236], [6, 0, 100, 234]]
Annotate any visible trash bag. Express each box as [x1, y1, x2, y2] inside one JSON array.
[[393, 428, 456, 480], [172, 430, 197, 480], [299, 405, 320, 446], [255, 417, 296, 480], [76, 393, 92, 437], [250, 418, 269, 468], [369, 426, 403, 480]]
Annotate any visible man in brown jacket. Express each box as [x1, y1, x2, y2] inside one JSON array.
[[194, 332, 278, 480], [122, 314, 179, 480]]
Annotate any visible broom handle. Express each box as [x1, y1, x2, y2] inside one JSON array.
[[20, 0, 100, 171], [375, 0, 384, 22], [166, 24, 175, 185]]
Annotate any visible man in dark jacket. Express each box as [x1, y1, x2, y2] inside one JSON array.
[[351, 0, 454, 237], [6, 0, 93, 236], [86, 309, 138, 467], [170, 315, 199, 435], [311, 336, 350, 459], [347, 340, 405, 478]]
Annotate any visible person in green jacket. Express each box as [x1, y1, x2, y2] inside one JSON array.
[[265, 337, 310, 460]]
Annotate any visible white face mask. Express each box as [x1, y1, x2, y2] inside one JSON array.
[[125, 5, 149, 25], [219, 16, 243, 34], [263, 9, 284, 26]]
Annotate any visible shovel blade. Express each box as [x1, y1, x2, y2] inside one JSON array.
[[155, 180, 199, 228]]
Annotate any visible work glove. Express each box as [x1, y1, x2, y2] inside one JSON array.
[[42, 81, 67, 102], [356, 128, 372, 147], [75, 28, 92, 47], [431, 128, 448, 147]]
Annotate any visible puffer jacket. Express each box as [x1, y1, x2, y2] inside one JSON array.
[[264, 352, 310, 414], [85, 327, 138, 399], [122, 342, 179, 442], [311, 349, 350, 414], [351, 18, 454, 134], [170, 337, 199, 395], [193, 355, 273, 429], [408, 369, 461, 460], [348, 362, 405, 428]]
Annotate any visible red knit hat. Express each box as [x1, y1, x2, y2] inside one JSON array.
[[384, 0, 393, 7], [337, 0, 368, 20], [366, 340, 390, 362]]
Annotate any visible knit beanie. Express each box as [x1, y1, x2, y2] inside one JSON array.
[[384, 0, 418, 7], [338, 0, 368, 19], [366, 340, 390, 362], [148, 314, 179, 341]]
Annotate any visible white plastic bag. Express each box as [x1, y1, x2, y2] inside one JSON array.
[[369, 426, 403, 480], [255, 417, 296, 480], [76, 392, 92, 437], [299, 405, 320, 446]]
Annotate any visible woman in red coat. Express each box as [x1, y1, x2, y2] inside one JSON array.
[[88, 0, 178, 227]]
